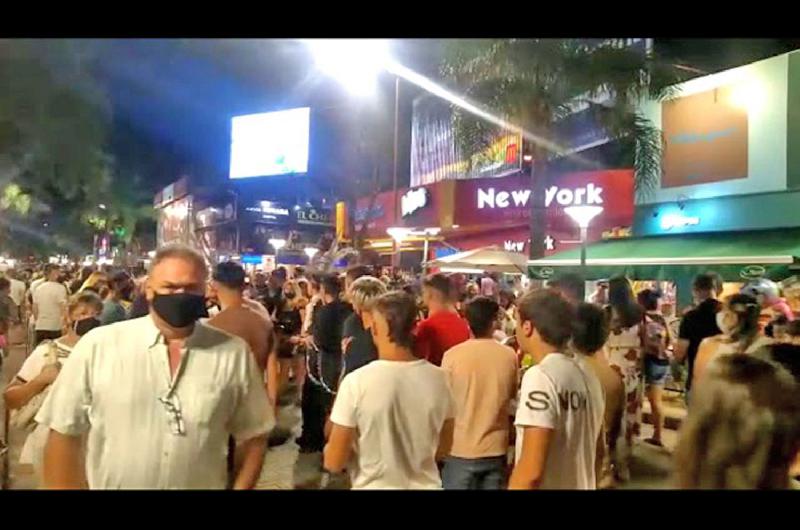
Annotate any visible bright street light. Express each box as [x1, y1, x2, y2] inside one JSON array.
[[304, 39, 391, 96], [304, 247, 319, 259], [98, 203, 107, 210], [564, 206, 604, 268], [269, 239, 287, 252]]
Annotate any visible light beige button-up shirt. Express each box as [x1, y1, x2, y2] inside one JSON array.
[[36, 315, 274, 489]]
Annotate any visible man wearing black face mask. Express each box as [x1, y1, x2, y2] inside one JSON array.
[[36, 244, 274, 489], [3, 291, 103, 484]]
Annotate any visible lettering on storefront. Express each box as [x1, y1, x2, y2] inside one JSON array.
[[660, 214, 700, 230], [477, 184, 603, 209], [503, 236, 555, 253], [296, 207, 332, 226], [402, 188, 429, 217]]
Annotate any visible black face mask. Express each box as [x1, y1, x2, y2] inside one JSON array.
[[74, 317, 101, 337], [284, 291, 296, 300], [151, 293, 208, 328]]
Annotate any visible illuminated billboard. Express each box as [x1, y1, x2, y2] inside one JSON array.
[[229, 107, 310, 179]]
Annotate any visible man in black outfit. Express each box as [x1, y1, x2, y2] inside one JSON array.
[[342, 276, 386, 377], [297, 273, 352, 453], [674, 272, 723, 405]]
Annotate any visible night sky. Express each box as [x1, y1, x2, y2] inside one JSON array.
[[91, 39, 799, 200]]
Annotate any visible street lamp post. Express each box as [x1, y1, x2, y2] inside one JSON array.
[[304, 39, 402, 268], [564, 206, 604, 270]]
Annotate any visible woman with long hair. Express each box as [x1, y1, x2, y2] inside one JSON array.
[[675, 353, 800, 489], [692, 293, 770, 388], [603, 275, 644, 482]]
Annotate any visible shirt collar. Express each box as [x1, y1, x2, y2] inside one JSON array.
[[143, 314, 203, 349]]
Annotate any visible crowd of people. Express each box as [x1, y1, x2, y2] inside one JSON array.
[[2, 247, 800, 490]]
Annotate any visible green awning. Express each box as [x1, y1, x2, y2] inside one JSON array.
[[528, 228, 800, 282]]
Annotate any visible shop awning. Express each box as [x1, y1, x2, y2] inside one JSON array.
[[428, 245, 528, 274], [527, 229, 800, 282]]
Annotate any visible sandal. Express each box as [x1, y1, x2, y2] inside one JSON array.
[[644, 437, 664, 447]]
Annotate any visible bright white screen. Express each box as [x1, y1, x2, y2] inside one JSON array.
[[229, 107, 310, 179]]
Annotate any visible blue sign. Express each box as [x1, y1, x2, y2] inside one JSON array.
[[241, 254, 263, 265], [435, 247, 460, 259]]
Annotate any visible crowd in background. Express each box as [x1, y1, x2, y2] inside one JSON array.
[[2, 250, 800, 490]]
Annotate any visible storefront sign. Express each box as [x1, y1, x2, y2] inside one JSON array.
[[660, 214, 700, 230], [504, 236, 556, 253], [296, 206, 333, 226], [402, 188, 429, 217], [454, 170, 634, 232], [477, 183, 604, 209], [245, 200, 292, 223]]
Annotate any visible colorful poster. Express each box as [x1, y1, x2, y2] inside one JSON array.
[[410, 94, 521, 186]]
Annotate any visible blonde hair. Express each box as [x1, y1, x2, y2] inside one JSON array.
[[675, 354, 800, 489], [349, 276, 387, 311]]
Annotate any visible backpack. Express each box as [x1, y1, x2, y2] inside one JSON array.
[[642, 313, 670, 361]]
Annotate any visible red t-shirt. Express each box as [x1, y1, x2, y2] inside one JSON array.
[[414, 310, 471, 366]]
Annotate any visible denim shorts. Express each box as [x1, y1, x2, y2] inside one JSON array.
[[644, 357, 670, 386]]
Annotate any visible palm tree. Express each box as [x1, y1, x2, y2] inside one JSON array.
[[440, 39, 682, 259]]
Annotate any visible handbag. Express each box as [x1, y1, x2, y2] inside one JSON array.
[[9, 341, 58, 431]]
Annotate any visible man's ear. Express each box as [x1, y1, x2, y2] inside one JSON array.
[[522, 320, 535, 339]]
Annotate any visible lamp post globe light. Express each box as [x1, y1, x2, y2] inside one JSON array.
[[564, 205, 604, 268]]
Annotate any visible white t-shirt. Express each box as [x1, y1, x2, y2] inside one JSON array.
[[330, 359, 455, 490], [514, 352, 605, 490], [8, 278, 26, 307], [32, 281, 68, 331]]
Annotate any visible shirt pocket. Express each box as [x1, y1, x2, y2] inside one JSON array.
[[179, 382, 231, 430]]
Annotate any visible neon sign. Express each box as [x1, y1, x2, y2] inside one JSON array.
[[477, 184, 603, 209], [660, 213, 700, 230]]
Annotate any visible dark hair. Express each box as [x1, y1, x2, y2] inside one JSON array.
[[109, 271, 132, 295], [637, 288, 662, 312], [573, 302, 610, 355], [550, 273, 585, 302], [765, 315, 790, 338], [724, 293, 761, 344], [755, 343, 800, 383], [272, 267, 287, 281], [608, 276, 643, 329], [345, 265, 372, 284], [693, 273, 718, 294], [294, 266, 306, 277], [373, 291, 417, 349], [320, 273, 342, 298], [213, 261, 246, 289], [465, 296, 500, 338], [44, 263, 60, 276], [422, 273, 453, 300], [517, 288, 575, 349], [709, 272, 724, 296], [0, 278, 9, 291]]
